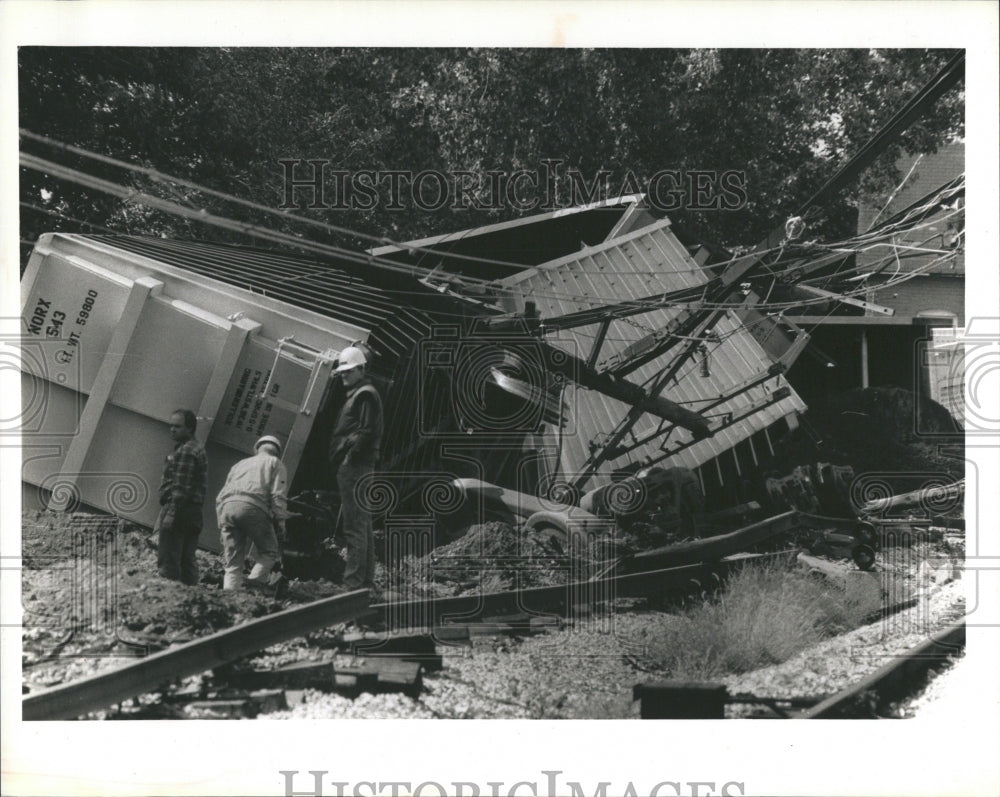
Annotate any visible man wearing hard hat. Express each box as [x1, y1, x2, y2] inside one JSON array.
[[328, 345, 383, 591], [216, 435, 290, 595]]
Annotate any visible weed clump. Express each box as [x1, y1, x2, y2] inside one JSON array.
[[645, 560, 881, 679]]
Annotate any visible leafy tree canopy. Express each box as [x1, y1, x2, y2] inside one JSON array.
[[19, 47, 963, 267]]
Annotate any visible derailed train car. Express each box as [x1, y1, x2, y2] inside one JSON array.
[[19, 233, 563, 551], [19, 212, 806, 560]]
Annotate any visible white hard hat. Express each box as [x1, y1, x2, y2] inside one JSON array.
[[254, 435, 283, 455], [335, 346, 367, 373]]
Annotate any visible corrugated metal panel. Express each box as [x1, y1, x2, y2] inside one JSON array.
[[501, 218, 807, 484], [68, 230, 804, 495], [82, 236, 443, 405], [88, 236, 404, 336]]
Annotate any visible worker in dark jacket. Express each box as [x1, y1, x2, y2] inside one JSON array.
[[328, 346, 383, 591], [156, 409, 208, 585]]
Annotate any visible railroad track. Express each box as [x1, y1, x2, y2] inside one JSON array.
[[19, 506, 922, 721], [799, 622, 966, 718], [22, 589, 371, 720], [22, 550, 797, 720]]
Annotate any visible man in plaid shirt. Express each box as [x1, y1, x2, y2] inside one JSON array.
[[156, 409, 208, 584]]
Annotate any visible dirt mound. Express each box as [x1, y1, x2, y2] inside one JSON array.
[[21, 510, 125, 564], [21, 509, 334, 692], [21, 511, 277, 634], [432, 521, 558, 560], [385, 522, 571, 597], [117, 582, 275, 637]]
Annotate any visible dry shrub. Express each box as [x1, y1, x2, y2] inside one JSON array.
[[646, 559, 881, 679]]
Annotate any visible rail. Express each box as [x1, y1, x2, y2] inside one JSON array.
[[23, 589, 370, 721], [800, 622, 966, 718]]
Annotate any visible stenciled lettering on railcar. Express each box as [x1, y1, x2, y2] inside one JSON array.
[[28, 289, 99, 366], [222, 366, 278, 436]]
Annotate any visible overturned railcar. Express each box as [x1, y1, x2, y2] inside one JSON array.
[[20, 214, 806, 551], [19, 233, 566, 551]]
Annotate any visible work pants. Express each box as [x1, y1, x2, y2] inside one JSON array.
[[156, 504, 202, 585], [337, 461, 375, 590], [218, 499, 280, 591]]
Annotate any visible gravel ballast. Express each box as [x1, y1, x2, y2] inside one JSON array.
[[21, 510, 967, 719]]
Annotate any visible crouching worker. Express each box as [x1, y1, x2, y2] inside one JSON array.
[[216, 435, 290, 595]]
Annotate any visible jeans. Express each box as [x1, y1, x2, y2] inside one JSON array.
[[337, 461, 375, 590], [156, 503, 202, 585], [218, 499, 280, 591]]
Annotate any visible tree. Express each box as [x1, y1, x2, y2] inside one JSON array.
[[19, 47, 963, 268]]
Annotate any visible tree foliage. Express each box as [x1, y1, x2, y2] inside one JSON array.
[[19, 47, 963, 267]]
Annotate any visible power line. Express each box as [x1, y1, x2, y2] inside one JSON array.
[[20, 151, 484, 286], [22, 132, 963, 315], [20, 133, 962, 366], [20, 200, 124, 235], [20, 129, 541, 277], [24, 126, 933, 302]]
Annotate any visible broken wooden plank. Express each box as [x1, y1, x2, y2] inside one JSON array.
[[184, 698, 256, 719], [248, 689, 288, 714], [375, 660, 422, 689], [334, 658, 423, 698], [333, 661, 379, 694]]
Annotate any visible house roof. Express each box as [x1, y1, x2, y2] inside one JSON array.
[[856, 141, 964, 277]]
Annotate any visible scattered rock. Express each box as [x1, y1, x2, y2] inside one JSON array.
[[20, 510, 348, 694]]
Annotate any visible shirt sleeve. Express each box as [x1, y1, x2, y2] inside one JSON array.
[[158, 457, 172, 505]]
